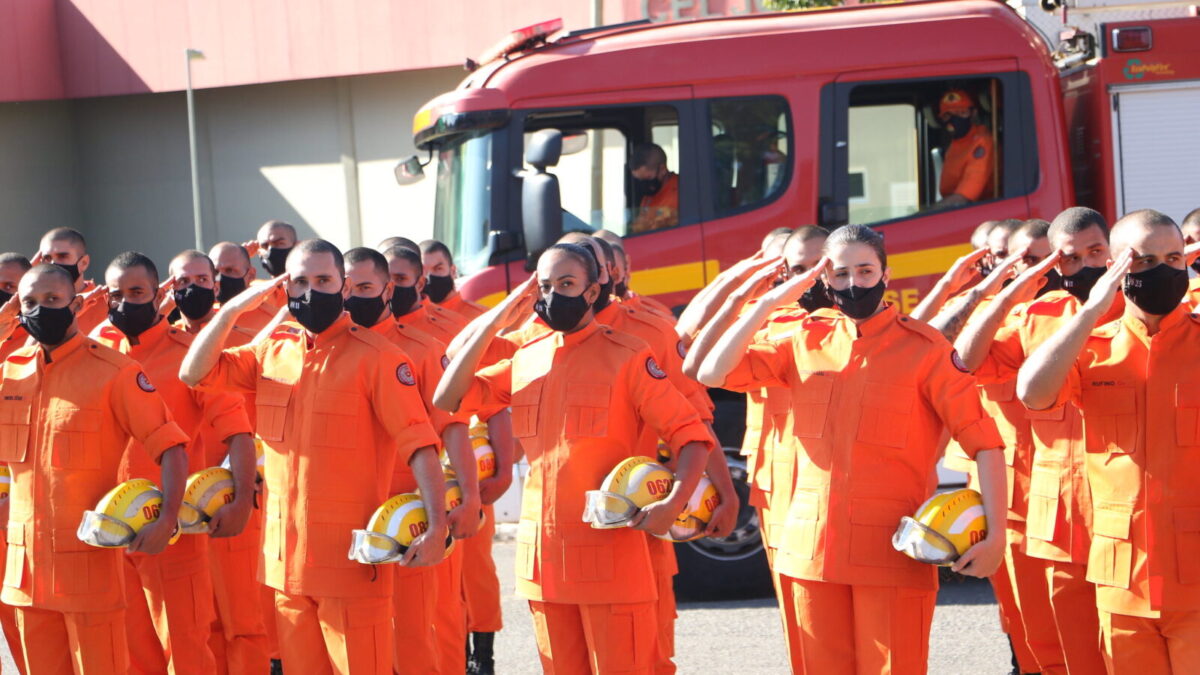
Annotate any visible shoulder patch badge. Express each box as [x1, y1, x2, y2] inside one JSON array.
[[397, 362, 416, 386], [951, 349, 970, 374], [646, 357, 667, 380], [136, 372, 156, 392], [676, 340, 687, 359]]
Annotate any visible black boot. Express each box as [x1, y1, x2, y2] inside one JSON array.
[[467, 631, 495, 675], [270, 658, 284, 675]]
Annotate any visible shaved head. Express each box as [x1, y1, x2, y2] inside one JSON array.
[[1110, 209, 1182, 258], [21, 263, 75, 299]]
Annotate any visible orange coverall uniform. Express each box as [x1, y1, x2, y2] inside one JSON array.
[[0, 333, 190, 675], [0, 326, 29, 672], [977, 290, 1123, 675], [1186, 276, 1200, 308], [1042, 307, 1200, 672], [73, 281, 109, 337], [631, 173, 679, 234], [395, 304, 468, 346], [457, 321, 714, 674], [194, 314, 440, 675], [721, 306, 1003, 674], [623, 292, 675, 324], [939, 124, 995, 202], [92, 319, 252, 675], [438, 291, 486, 321]]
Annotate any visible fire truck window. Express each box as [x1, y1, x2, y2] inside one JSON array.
[[525, 127, 631, 233], [708, 97, 790, 216], [627, 112, 681, 235], [846, 78, 1004, 224]]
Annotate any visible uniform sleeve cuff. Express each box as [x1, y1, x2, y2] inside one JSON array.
[[666, 421, 718, 458], [393, 422, 442, 467], [143, 423, 191, 464], [955, 417, 1004, 460]]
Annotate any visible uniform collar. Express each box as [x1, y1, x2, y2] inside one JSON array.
[[595, 302, 621, 324], [396, 304, 427, 324], [99, 316, 169, 352], [367, 315, 396, 337], [852, 303, 897, 338], [1121, 304, 1189, 339], [309, 313, 353, 347], [39, 330, 85, 364], [556, 320, 600, 348]]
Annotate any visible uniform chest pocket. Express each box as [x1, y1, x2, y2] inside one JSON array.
[[856, 383, 916, 449], [255, 380, 294, 443], [510, 380, 543, 439], [1080, 386, 1137, 455], [792, 374, 834, 439], [981, 379, 1015, 404], [49, 404, 101, 470], [1174, 385, 1200, 447], [564, 384, 611, 439], [0, 395, 32, 463], [309, 390, 360, 450]]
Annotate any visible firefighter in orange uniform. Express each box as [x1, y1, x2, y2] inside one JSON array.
[[935, 89, 995, 209], [35, 228, 108, 335], [91, 252, 257, 675], [594, 230, 675, 322], [1018, 209, 1200, 673], [420, 239, 487, 320], [180, 239, 447, 675], [165, 249, 272, 675], [383, 246, 469, 345], [0, 251, 29, 674], [629, 144, 680, 234], [0, 263, 190, 675], [955, 208, 1119, 675], [208, 241, 282, 339], [699, 225, 1007, 674], [435, 243, 714, 674], [343, 246, 486, 674]]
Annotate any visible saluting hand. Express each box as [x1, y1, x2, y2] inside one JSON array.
[[1003, 250, 1062, 306], [759, 257, 829, 308], [942, 248, 989, 296], [729, 257, 784, 304], [127, 516, 176, 556], [0, 293, 20, 330], [493, 274, 538, 331], [156, 275, 177, 317], [241, 240, 261, 258], [1185, 240, 1200, 267], [1083, 248, 1134, 315], [221, 274, 287, 317]]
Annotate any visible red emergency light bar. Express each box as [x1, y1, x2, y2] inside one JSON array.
[[478, 18, 564, 66], [1112, 26, 1152, 52]]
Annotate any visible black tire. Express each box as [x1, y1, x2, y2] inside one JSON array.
[[673, 451, 774, 602]]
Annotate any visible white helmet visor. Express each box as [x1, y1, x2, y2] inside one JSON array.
[[348, 529, 407, 565], [891, 516, 959, 565], [177, 502, 212, 534], [582, 490, 639, 528], [77, 510, 137, 548]]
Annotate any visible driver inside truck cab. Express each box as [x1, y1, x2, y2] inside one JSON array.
[[936, 88, 995, 209], [629, 143, 680, 233]]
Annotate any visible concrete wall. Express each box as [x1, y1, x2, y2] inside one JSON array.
[[0, 66, 462, 271]]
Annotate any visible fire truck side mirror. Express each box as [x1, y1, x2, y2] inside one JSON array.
[[394, 155, 426, 186], [522, 129, 565, 268]]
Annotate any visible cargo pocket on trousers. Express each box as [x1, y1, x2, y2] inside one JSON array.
[[515, 520, 538, 582], [602, 603, 655, 672], [1025, 464, 1060, 542], [4, 524, 24, 589], [1174, 507, 1200, 585], [849, 497, 912, 568], [510, 380, 543, 439], [1086, 502, 1134, 589], [254, 379, 293, 443], [780, 489, 820, 561]]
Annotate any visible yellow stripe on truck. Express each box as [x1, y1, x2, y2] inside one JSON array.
[[887, 243, 974, 281], [630, 260, 721, 297]]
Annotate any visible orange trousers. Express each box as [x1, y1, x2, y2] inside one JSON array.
[[261, 585, 279, 660], [780, 576, 936, 675], [991, 535, 1038, 674], [124, 546, 218, 675], [529, 600, 657, 674], [1009, 551, 1066, 674], [1045, 560, 1105, 675], [13, 606, 127, 675], [0, 538, 25, 675], [274, 591, 391, 675], [434, 545, 467, 674], [648, 539, 678, 675], [393, 566, 439, 674], [208, 518, 269, 675], [1100, 608, 1200, 674], [461, 506, 503, 633]]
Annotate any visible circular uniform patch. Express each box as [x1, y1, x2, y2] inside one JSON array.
[[951, 349, 970, 374], [441, 355, 450, 370], [646, 357, 667, 380], [676, 340, 687, 359], [396, 363, 416, 386], [136, 372, 156, 392]]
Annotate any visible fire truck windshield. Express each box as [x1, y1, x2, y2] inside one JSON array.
[[432, 129, 494, 277]]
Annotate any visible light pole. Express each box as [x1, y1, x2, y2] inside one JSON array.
[[186, 48, 205, 250]]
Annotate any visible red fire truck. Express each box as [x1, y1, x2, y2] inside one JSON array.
[[399, 0, 1200, 597]]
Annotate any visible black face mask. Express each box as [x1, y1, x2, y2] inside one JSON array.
[[216, 275, 247, 305], [109, 300, 159, 339], [1037, 269, 1063, 298], [634, 176, 663, 196], [946, 116, 972, 140], [424, 274, 455, 304], [593, 279, 614, 314], [534, 291, 591, 332], [799, 280, 835, 313], [20, 304, 75, 346], [288, 288, 344, 334], [0, 290, 11, 306], [55, 262, 81, 283], [1123, 263, 1188, 316], [261, 247, 291, 277], [614, 281, 628, 298], [345, 294, 386, 328], [389, 285, 420, 318], [1061, 266, 1106, 302], [829, 280, 887, 320], [174, 285, 215, 321]]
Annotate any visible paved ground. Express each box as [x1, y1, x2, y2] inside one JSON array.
[[1, 540, 1013, 674]]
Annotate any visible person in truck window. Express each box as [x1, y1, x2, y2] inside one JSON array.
[[629, 144, 680, 233], [935, 89, 996, 210]]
